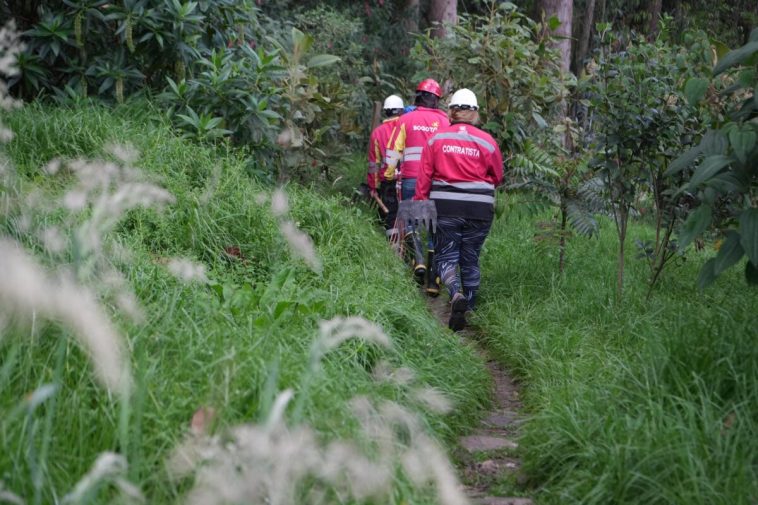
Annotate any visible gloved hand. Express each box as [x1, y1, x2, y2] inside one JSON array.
[[396, 200, 437, 233]]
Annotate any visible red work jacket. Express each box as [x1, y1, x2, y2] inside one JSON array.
[[367, 116, 400, 191], [414, 122, 504, 221], [386, 106, 449, 181]]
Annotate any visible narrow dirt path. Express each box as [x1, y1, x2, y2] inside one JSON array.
[[426, 295, 533, 505]]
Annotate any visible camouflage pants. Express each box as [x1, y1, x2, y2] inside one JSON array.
[[433, 216, 492, 308]]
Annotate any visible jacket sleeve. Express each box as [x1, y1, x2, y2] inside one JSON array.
[[367, 130, 380, 190], [384, 121, 406, 180], [414, 139, 434, 200]]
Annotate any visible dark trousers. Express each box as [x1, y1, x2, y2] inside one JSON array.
[[433, 216, 492, 307], [378, 181, 398, 230]]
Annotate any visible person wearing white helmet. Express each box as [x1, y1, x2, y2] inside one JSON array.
[[413, 88, 504, 331], [367, 94, 405, 236]]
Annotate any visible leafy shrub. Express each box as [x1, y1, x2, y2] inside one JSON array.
[[580, 23, 716, 296], [5, 2, 354, 181], [671, 28, 758, 287], [411, 1, 568, 152]]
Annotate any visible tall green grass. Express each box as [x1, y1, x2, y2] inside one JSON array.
[[476, 210, 758, 504], [0, 102, 490, 503]]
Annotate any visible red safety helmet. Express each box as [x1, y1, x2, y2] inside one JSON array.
[[416, 78, 442, 97]]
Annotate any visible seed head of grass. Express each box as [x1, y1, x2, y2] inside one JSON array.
[[167, 318, 468, 505], [0, 481, 24, 505], [0, 239, 131, 395], [166, 258, 209, 284], [62, 452, 143, 505]]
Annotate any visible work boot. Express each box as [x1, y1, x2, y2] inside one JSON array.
[[413, 263, 427, 285], [448, 292, 468, 332], [426, 274, 440, 296], [425, 250, 439, 297]]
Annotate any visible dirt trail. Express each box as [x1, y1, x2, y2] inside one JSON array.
[[426, 295, 533, 505]]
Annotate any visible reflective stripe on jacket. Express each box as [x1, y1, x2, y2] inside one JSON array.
[[367, 116, 400, 191], [386, 107, 449, 181], [414, 123, 504, 221]]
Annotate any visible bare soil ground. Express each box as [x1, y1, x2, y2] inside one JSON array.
[[426, 295, 533, 505]]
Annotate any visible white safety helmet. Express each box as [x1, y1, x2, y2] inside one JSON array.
[[383, 94, 404, 110], [448, 88, 478, 110]]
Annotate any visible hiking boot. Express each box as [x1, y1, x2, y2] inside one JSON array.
[[425, 250, 439, 296], [448, 293, 468, 332], [413, 263, 427, 285], [426, 274, 440, 297]]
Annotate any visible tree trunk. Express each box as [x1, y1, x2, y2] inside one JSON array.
[[370, 101, 383, 133], [559, 200, 568, 274], [540, 0, 574, 74], [616, 209, 627, 303], [428, 0, 457, 39], [573, 0, 595, 75], [403, 0, 420, 34], [648, 0, 662, 40]]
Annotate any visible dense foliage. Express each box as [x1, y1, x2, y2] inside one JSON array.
[[580, 23, 716, 296], [3, 1, 369, 180], [671, 29, 758, 287]]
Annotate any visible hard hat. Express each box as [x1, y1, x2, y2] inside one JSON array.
[[383, 94, 404, 110], [448, 88, 478, 110], [416, 78, 442, 97]]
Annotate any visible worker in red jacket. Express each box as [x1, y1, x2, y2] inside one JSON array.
[[367, 94, 404, 237], [386, 79, 449, 290], [414, 88, 504, 331]]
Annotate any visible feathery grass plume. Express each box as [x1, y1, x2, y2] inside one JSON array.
[[0, 240, 131, 394], [372, 360, 416, 386], [62, 452, 143, 505], [0, 481, 24, 505], [166, 317, 469, 505], [270, 187, 323, 273], [166, 258, 209, 284], [1, 38, 162, 394], [413, 386, 454, 414], [311, 316, 391, 365], [0, 21, 22, 143]]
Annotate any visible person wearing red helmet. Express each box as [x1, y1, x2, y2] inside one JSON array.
[[367, 95, 405, 238], [385, 78, 449, 292], [414, 88, 504, 331]]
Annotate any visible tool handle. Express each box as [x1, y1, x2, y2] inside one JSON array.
[[371, 192, 389, 214]]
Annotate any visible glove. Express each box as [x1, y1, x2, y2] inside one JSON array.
[[396, 200, 437, 233]]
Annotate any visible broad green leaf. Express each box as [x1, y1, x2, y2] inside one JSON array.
[[547, 15, 561, 31], [728, 126, 756, 163], [699, 130, 728, 155], [746, 260, 758, 285], [307, 54, 340, 68], [713, 231, 744, 276], [714, 41, 758, 76], [273, 300, 294, 319], [678, 204, 712, 249], [688, 154, 732, 189], [665, 143, 701, 175], [684, 77, 708, 105], [531, 111, 548, 128], [738, 68, 757, 88], [712, 39, 731, 59], [697, 258, 717, 289], [704, 171, 747, 193], [739, 208, 758, 265]]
